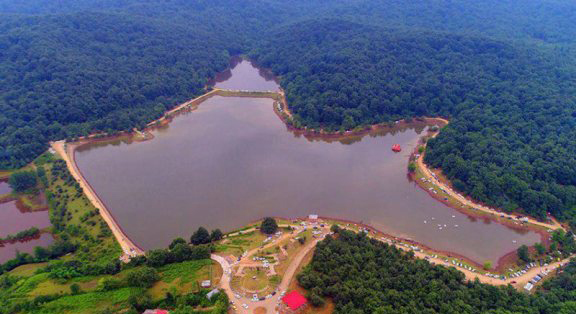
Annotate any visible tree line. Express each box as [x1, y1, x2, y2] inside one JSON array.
[[249, 18, 576, 225], [2, 0, 576, 225], [299, 228, 576, 313]]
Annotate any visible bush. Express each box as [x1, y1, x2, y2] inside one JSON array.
[[97, 277, 122, 291], [169, 237, 187, 250], [70, 283, 81, 295]]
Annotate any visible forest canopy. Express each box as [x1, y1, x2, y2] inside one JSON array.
[[299, 229, 576, 313], [2, 0, 576, 222], [249, 19, 576, 223]]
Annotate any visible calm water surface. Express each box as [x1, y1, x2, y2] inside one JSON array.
[[0, 201, 51, 237], [0, 180, 11, 194], [0, 233, 53, 263], [76, 60, 540, 263]]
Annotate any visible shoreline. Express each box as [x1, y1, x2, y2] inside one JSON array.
[[228, 215, 571, 289], [51, 141, 145, 261], [413, 119, 563, 231], [52, 86, 565, 272]]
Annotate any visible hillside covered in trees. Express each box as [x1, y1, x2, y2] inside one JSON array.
[[2, 0, 576, 222], [299, 229, 576, 313], [249, 18, 576, 224]]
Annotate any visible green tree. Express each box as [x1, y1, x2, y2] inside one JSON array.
[[331, 224, 341, 233], [408, 162, 417, 173], [211, 229, 223, 242], [535, 242, 546, 255], [483, 261, 492, 270], [70, 283, 81, 295], [191, 227, 211, 245], [169, 237, 187, 250], [260, 217, 278, 234], [8, 171, 37, 192], [146, 249, 171, 267], [126, 267, 159, 288], [517, 245, 531, 263]]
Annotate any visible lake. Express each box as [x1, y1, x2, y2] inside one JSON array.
[[0, 199, 53, 263], [0, 180, 11, 195], [0, 233, 54, 263], [75, 60, 540, 263], [0, 201, 52, 237]]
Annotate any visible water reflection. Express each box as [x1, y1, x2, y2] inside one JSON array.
[[74, 60, 541, 263]]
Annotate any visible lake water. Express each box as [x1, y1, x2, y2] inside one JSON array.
[[75, 60, 540, 263], [0, 201, 52, 237], [0, 180, 11, 195], [0, 233, 53, 263]]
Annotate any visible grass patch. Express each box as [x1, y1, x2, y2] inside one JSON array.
[[8, 263, 47, 277], [241, 268, 269, 291], [217, 231, 267, 256], [157, 259, 213, 284], [28, 277, 100, 297], [147, 259, 218, 300], [12, 273, 50, 296], [30, 287, 142, 314]]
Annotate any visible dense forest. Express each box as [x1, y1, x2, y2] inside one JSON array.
[[2, 1, 576, 220], [249, 18, 576, 224], [299, 229, 576, 313]]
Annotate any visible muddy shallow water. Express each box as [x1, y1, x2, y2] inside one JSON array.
[[0, 200, 51, 237], [75, 60, 540, 263], [0, 180, 11, 195], [0, 233, 54, 263]]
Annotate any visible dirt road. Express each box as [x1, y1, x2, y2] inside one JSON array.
[[416, 121, 562, 231], [213, 226, 328, 313], [411, 248, 569, 287], [51, 140, 144, 260]]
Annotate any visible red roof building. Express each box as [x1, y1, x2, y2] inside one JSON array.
[[281, 291, 308, 313], [143, 310, 169, 314], [392, 144, 402, 152]]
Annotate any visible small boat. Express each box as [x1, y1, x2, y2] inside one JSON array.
[[392, 144, 402, 152]]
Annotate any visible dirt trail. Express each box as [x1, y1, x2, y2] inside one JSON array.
[[411, 248, 569, 287], [51, 140, 144, 260], [341, 226, 571, 288], [416, 119, 563, 231]]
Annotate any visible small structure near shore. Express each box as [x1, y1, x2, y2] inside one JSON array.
[[201, 280, 211, 288], [392, 144, 402, 152]]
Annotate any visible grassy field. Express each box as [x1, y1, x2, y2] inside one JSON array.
[[29, 287, 143, 314], [216, 230, 267, 256], [241, 268, 269, 291], [2, 258, 219, 313], [148, 259, 219, 300], [275, 229, 313, 277]]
